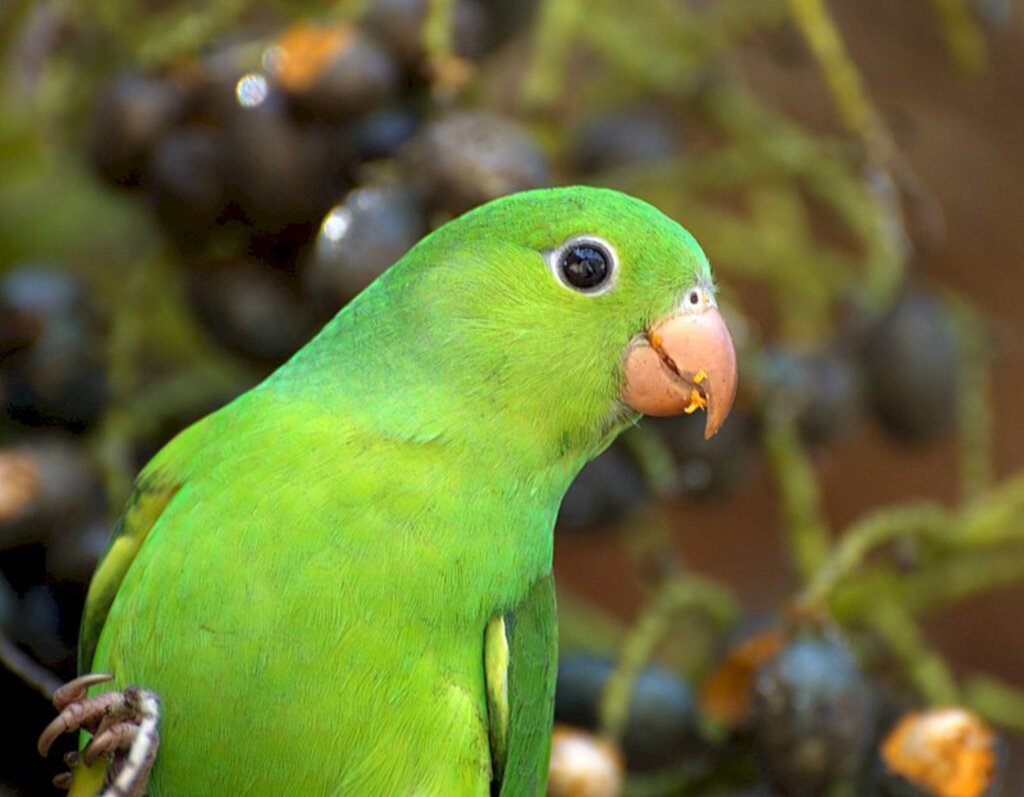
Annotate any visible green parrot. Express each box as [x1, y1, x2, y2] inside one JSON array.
[[41, 186, 737, 796]]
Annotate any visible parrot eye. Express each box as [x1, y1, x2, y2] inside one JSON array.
[[550, 237, 617, 294]]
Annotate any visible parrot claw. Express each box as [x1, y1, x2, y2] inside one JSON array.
[[53, 672, 118, 708], [39, 674, 161, 797]]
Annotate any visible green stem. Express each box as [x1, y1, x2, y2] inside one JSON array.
[[949, 298, 994, 502], [786, 0, 893, 160], [800, 503, 951, 609], [423, 0, 465, 98], [959, 472, 1024, 546], [619, 427, 688, 587], [833, 548, 1024, 619], [423, 0, 455, 58], [927, 0, 988, 74], [762, 407, 830, 583], [521, 0, 584, 112], [599, 575, 738, 743], [698, 82, 903, 310], [619, 503, 686, 588], [557, 589, 626, 656], [965, 674, 1024, 733], [622, 424, 679, 498], [95, 259, 149, 508], [866, 601, 960, 704]]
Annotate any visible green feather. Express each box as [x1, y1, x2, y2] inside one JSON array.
[[496, 574, 558, 797], [74, 186, 711, 795]]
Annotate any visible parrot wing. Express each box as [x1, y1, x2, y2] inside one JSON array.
[[79, 471, 181, 672], [77, 418, 208, 673], [488, 572, 558, 797]]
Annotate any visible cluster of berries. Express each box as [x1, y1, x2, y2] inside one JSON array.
[[550, 624, 1003, 797]]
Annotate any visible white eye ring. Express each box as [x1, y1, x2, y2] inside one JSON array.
[[545, 236, 619, 296], [680, 283, 716, 313]]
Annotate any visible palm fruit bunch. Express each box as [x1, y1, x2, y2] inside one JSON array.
[[82, 2, 548, 362], [554, 619, 1006, 796]]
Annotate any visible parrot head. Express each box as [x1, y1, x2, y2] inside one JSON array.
[[310, 185, 737, 470]]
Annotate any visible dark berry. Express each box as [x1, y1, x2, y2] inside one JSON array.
[[149, 127, 228, 242], [759, 346, 865, 446], [558, 442, 647, 529], [279, 28, 400, 120], [45, 519, 112, 585], [0, 268, 83, 358], [88, 72, 187, 188], [703, 789, 774, 797], [187, 260, 316, 362], [304, 182, 426, 314], [184, 39, 265, 121], [860, 287, 958, 444], [555, 654, 708, 772], [573, 107, 679, 174], [751, 632, 874, 796], [223, 104, 333, 233], [0, 573, 14, 632], [555, 654, 615, 730], [699, 624, 785, 732], [972, 0, 1011, 29], [12, 585, 72, 669], [364, 0, 494, 67], [1, 269, 106, 429], [476, 0, 539, 44], [648, 409, 759, 499], [405, 110, 549, 216], [344, 105, 422, 164]]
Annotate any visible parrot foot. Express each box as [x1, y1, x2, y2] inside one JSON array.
[[52, 754, 75, 789], [39, 673, 161, 797]]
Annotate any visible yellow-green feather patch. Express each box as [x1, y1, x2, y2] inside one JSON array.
[[485, 613, 510, 778], [79, 474, 181, 672]]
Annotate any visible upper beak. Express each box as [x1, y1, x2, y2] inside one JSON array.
[[622, 305, 738, 439]]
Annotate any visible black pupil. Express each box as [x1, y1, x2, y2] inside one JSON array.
[[561, 245, 609, 290]]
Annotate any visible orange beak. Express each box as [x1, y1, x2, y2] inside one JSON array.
[[622, 306, 738, 439]]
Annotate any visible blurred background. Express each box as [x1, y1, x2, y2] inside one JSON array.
[[1, 0, 1023, 795]]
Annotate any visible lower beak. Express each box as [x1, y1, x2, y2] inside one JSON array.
[[622, 307, 738, 439]]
